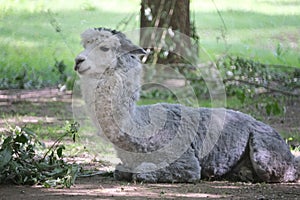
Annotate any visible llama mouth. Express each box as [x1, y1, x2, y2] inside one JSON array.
[[78, 66, 91, 74]]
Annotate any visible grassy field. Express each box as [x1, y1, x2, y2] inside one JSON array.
[[193, 0, 300, 64], [0, 0, 299, 89]]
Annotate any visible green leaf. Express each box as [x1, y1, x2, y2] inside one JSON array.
[[43, 179, 58, 188], [0, 147, 12, 170], [64, 165, 79, 188], [236, 89, 246, 104], [22, 128, 36, 136], [15, 133, 28, 144], [266, 103, 272, 116], [265, 101, 282, 116], [56, 145, 65, 158], [2, 136, 13, 147], [272, 101, 282, 115]]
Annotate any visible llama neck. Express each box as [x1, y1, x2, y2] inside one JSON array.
[[94, 60, 142, 145]]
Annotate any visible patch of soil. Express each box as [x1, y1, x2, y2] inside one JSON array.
[[1, 88, 300, 200], [0, 88, 73, 132], [1, 176, 300, 200]]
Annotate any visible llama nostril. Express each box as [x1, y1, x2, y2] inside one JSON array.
[[74, 57, 86, 70]]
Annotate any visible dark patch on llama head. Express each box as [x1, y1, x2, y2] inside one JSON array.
[[94, 27, 120, 35], [94, 27, 147, 56]]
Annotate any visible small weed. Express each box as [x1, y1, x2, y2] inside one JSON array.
[[294, 146, 300, 152], [286, 136, 300, 152]]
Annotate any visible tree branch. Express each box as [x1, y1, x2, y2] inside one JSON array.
[[224, 78, 300, 97]]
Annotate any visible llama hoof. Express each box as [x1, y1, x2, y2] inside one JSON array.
[[114, 164, 133, 182]]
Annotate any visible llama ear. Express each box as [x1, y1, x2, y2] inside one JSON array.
[[130, 47, 147, 55], [119, 38, 147, 55]]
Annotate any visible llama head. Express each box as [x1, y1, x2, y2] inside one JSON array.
[[74, 28, 146, 76]]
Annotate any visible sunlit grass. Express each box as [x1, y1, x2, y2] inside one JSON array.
[[0, 1, 141, 88], [0, 0, 140, 13], [191, 0, 300, 15], [195, 7, 300, 64]]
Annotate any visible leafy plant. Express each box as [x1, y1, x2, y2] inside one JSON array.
[[0, 122, 80, 188], [218, 56, 300, 116], [53, 60, 68, 84], [185, 56, 298, 112], [0, 64, 45, 89], [0, 59, 75, 90], [52, 59, 76, 90]]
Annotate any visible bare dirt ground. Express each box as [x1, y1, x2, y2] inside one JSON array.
[[0, 88, 300, 200], [1, 175, 300, 200]]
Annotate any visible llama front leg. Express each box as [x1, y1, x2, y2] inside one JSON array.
[[134, 147, 201, 183], [115, 147, 201, 183]]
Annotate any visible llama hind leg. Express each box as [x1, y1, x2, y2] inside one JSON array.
[[248, 123, 297, 182], [295, 156, 300, 179]]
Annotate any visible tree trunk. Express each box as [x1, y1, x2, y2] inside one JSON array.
[[140, 0, 193, 64], [141, 0, 190, 36]]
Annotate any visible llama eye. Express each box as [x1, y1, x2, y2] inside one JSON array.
[[100, 46, 110, 52]]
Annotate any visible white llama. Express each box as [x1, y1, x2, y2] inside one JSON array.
[[74, 27, 299, 183]]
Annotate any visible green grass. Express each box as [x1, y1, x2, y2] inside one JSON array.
[[0, 0, 299, 89], [191, 1, 300, 65], [0, 0, 140, 88]]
